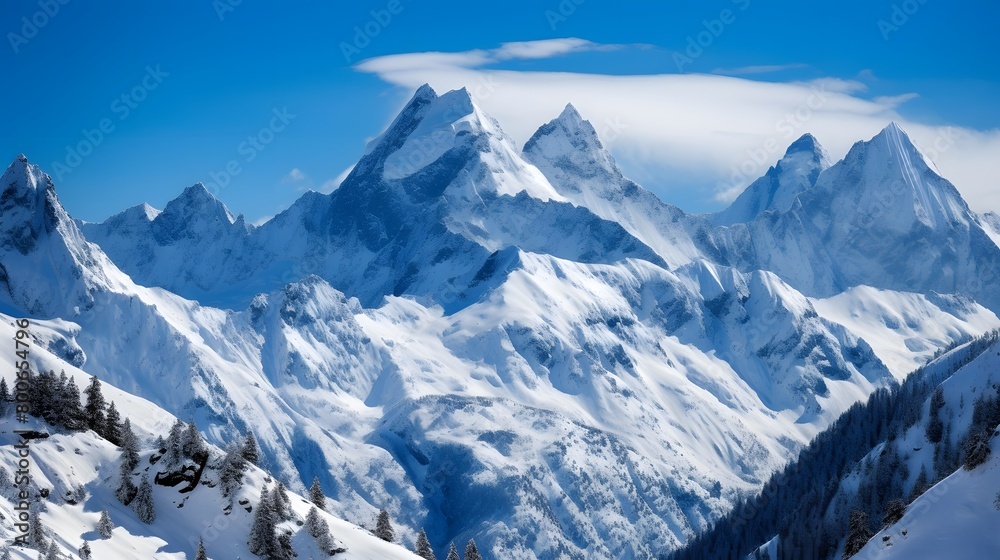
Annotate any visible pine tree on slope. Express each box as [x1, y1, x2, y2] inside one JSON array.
[[375, 508, 394, 542], [465, 538, 482, 560], [120, 418, 140, 472], [181, 420, 206, 459], [305, 506, 337, 554], [309, 476, 326, 509], [248, 485, 277, 558], [843, 510, 873, 559], [273, 483, 293, 521], [964, 429, 992, 470], [78, 541, 92, 560], [415, 528, 437, 560], [62, 376, 86, 430], [97, 510, 114, 538], [104, 401, 123, 446], [116, 454, 138, 506], [242, 431, 260, 466], [133, 479, 156, 524], [446, 543, 460, 560], [195, 537, 209, 560], [218, 444, 248, 498], [83, 375, 106, 433]]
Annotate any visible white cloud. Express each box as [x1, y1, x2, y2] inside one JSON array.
[[711, 63, 808, 75], [354, 39, 1000, 213], [493, 38, 615, 60], [282, 168, 307, 184]]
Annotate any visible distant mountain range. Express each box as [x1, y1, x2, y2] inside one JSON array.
[[2, 84, 998, 559]]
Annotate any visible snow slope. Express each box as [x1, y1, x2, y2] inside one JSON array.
[[849, 336, 1000, 559], [812, 287, 999, 378], [0, 314, 421, 560], [853, 452, 1000, 559]]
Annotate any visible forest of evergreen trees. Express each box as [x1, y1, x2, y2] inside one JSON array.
[[670, 329, 1000, 560]]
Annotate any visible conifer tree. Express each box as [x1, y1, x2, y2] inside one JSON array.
[[964, 429, 991, 470], [248, 485, 277, 558], [306, 506, 337, 554], [445, 543, 460, 560], [415, 528, 436, 560], [83, 375, 107, 433], [44, 542, 59, 560], [195, 537, 209, 560], [464, 538, 482, 560], [133, 479, 156, 524], [0, 378, 9, 415], [164, 419, 185, 467], [62, 376, 86, 430], [78, 541, 92, 560], [120, 418, 140, 472], [98, 510, 114, 538], [273, 483, 293, 521], [882, 499, 905, 527], [843, 510, 873, 558], [0, 547, 10, 560], [309, 476, 326, 510], [242, 431, 260, 466], [218, 444, 248, 497], [181, 420, 206, 459], [28, 501, 47, 550], [116, 454, 138, 506], [375, 508, 394, 542], [104, 401, 123, 445]]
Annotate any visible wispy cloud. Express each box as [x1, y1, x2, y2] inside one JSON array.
[[711, 63, 808, 75], [355, 38, 1000, 213], [281, 168, 307, 184]]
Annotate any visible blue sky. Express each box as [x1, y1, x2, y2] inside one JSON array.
[[3, 0, 998, 223]]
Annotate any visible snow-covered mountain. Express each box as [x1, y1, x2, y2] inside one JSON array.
[[522, 103, 713, 268], [714, 123, 1000, 312], [0, 314, 423, 560], [712, 133, 831, 226], [6, 85, 1000, 559]]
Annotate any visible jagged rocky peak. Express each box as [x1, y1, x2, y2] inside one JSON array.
[[0, 154, 70, 253], [713, 133, 831, 225], [522, 102, 626, 200], [161, 182, 236, 224], [346, 84, 563, 203], [814, 121, 970, 230]]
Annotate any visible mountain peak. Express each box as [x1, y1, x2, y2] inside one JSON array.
[[785, 133, 821, 156], [809, 121, 970, 231], [557, 102, 584, 123], [413, 83, 438, 101], [714, 134, 831, 225], [523, 103, 608, 164], [159, 183, 236, 228]]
